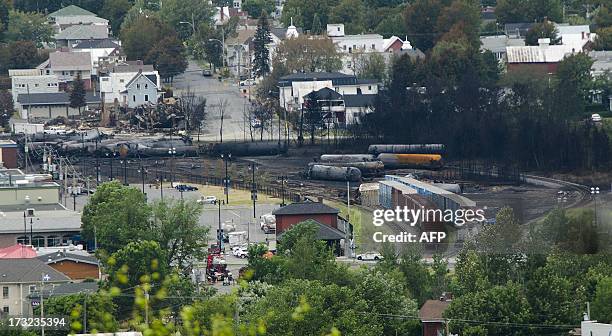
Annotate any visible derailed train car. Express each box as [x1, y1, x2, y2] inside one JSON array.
[[319, 154, 376, 162], [308, 164, 362, 182], [377, 153, 444, 169], [368, 144, 446, 155], [308, 161, 384, 177]]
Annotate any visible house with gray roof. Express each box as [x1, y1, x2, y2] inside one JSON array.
[[54, 24, 109, 48], [38, 51, 93, 90], [120, 72, 162, 108], [98, 61, 160, 107], [48, 5, 109, 35], [17, 92, 101, 121], [0, 258, 70, 316]]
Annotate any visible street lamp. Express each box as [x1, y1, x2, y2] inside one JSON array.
[[220, 153, 231, 204], [168, 147, 176, 187], [208, 35, 226, 69], [213, 199, 225, 251], [248, 163, 258, 246], [138, 167, 148, 194], [106, 151, 117, 180], [179, 20, 196, 35], [278, 175, 287, 206], [591, 187, 600, 230], [120, 159, 129, 186]]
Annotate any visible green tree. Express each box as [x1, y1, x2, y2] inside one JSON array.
[[525, 21, 560, 46], [252, 11, 273, 78], [527, 0, 563, 22], [0, 90, 13, 129], [495, 0, 529, 24], [69, 72, 87, 115], [280, 0, 338, 31], [242, 0, 275, 18], [397, 245, 433, 305], [106, 240, 168, 290], [594, 26, 612, 50], [436, 0, 481, 50], [445, 282, 533, 336], [592, 277, 612, 323], [121, 15, 175, 60], [81, 181, 152, 254], [5, 9, 53, 47], [329, 0, 366, 34], [273, 35, 342, 73], [555, 52, 594, 119], [355, 52, 386, 82], [374, 13, 406, 38], [311, 13, 323, 34], [150, 200, 208, 269], [159, 0, 214, 39], [403, 0, 444, 51], [145, 35, 188, 82], [0, 0, 8, 37], [594, 5, 612, 27], [101, 0, 133, 34], [39, 293, 119, 335], [7, 40, 42, 69]]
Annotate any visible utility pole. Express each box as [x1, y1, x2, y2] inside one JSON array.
[[249, 163, 257, 247], [221, 153, 231, 204]]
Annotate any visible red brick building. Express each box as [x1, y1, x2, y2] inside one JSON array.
[[419, 298, 451, 336], [273, 202, 340, 233]]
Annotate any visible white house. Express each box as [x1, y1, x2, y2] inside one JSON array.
[[37, 51, 93, 90], [8, 69, 59, 112], [121, 72, 161, 108], [54, 24, 109, 48], [555, 24, 595, 52], [278, 72, 378, 125], [73, 39, 122, 76], [99, 61, 161, 107]]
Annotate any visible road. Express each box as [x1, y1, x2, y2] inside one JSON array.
[[171, 60, 254, 142]]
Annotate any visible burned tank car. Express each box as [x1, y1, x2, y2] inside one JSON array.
[[376, 153, 443, 169], [319, 154, 376, 162], [308, 161, 384, 177], [368, 144, 446, 155], [210, 141, 288, 156], [308, 164, 362, 182]]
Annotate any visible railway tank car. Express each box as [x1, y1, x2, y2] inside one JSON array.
[[319, 154, 376, 162], [308, 161, 384, 177], [307, 164, 362, 182], [377, 153, 444, 169], [368, 144, 446, 155]]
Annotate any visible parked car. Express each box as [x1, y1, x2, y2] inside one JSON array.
[[592, 113, 602, 122], [202, 69, 213, 76], [176, 184, 198, 191], [356, 251, 383, 261], [197, 196, 217, 204], [233, 246, 249, 259], [240, 79, 256, 87]]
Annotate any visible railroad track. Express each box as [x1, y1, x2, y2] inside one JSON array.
[[521, 174, 591, 209]]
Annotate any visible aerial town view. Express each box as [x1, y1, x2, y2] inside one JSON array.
[[0, 0, 611, 335]]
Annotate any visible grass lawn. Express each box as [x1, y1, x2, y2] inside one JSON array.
[[176, 183, 283, 206]]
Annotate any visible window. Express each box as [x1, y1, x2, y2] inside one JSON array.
[[2, 287, 8, 299], [119, 79, 124, 83], [371, 44, 375, 49], [368, 85, 372, 90], [343, 45, 346, 50], [102, 78, 109, 81], [357, 88, 362, 95], [133, 95, 136, 102], [2, 307, 8, 315], [29, 285, 36, 294], [145, 84, 148, 89], [16, 236, 29, 245], [136, 84, 140, 89], [337, 27, 340, 31], [144, 94, 149, 102], [34, 84, 39, 87], [47, 236, 60, 247], [31, 236, 45, 247]]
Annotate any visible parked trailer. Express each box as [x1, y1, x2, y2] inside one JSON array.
[[377, 153, 444, 169], [308, 164, 362, 182], [319, 154, 376, 162], [368, 144, 446, 155], [210, 141, 288, 156], [308, 161, 384, 176]]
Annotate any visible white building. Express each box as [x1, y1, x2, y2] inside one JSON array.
[[47, 5, 109, 33], [99, 61, 161, 108], [73, 39, 122, 76], [556, 24, 595, 52], [278, 72, 378, 125], [580, 320, 612, 336], [37, 51, 93, 90], [121, 72, 161, 108], [8, 69, 59, 112]]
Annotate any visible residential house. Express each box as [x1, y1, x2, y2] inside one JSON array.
[[419, 296, 451, 336], [480, 35, 525, 63], [580, 320, 612, 336], [0, 244, 36, 259], [506, 38, 577, 75], [38, 51, 93, 90], [54, 24, 109, 48], [38, 251, 100, 280], [47, 5, 109, 34], [277, 72, 379, 125], [17, 92, 102, 121], [99, 61, 161, 107], [588, 51, 612, 110], [73, 39, 123, 76], [121, 71, 162, 108], [226, 27, 257, 78], [0, 140, 18, 168], [555, 24, 595, 52], [0, 258, 70, 316], [9, 69, 60, 113], [301, 86, 377, 125], [504, 22, 536, 39]]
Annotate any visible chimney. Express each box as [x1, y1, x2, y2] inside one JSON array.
[[582, 31, 585, 39]]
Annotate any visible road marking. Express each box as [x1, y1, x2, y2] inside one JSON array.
[[229, 210, 241, 218]]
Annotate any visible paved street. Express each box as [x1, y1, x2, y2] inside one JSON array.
[[171, 61, 254, 142]]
